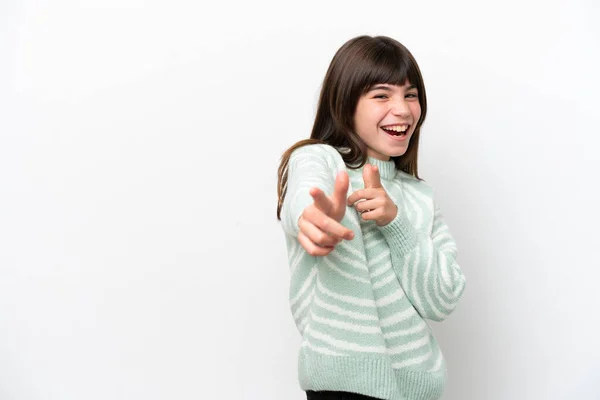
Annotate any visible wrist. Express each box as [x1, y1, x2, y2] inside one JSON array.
[[378, 210, 418, 257], [377, 204, 398, 227]]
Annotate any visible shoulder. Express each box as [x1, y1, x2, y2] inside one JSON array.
[[289, 143, 345, 171], [395, 170, 435, 199], [290, 143, 341, 159]]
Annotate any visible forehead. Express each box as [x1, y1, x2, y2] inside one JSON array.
[[367, 81, 417, 91]]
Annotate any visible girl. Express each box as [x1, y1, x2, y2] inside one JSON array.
[[276, 36, 466, 400]]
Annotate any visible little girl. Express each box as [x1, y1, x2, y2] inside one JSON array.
[[276, 35, 466, 400]]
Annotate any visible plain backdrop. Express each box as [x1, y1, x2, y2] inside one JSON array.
[[1, 0, 599, 399]]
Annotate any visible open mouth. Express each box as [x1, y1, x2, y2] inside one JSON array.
[[381, 124, 410, 137]]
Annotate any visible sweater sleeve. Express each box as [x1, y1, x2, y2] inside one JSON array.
[[377, 197, 467, 322], [280, 145, 336, 238]]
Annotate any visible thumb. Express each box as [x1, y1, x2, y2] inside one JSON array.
[[363, 164, 382, 188], [331, 171, 349, 211]]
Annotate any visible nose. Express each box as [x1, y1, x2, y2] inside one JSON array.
[[391, 99, 410, 117]]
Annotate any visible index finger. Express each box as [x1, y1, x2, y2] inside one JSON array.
[[347, 188, 377, 206], [363, 164, 382, 189], [309, 187, 333, 213]]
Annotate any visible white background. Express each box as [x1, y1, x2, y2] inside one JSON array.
[[1, 0, 599, 399]]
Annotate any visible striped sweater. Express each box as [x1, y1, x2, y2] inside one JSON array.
[[280, 144, 467, 400]]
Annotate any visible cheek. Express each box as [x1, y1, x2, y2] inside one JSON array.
[[354, 109, 377, 133], [411, 104, 422, 124], [412, 103, 421, 117]]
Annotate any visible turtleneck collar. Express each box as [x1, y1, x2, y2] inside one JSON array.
[[335, 147, 398, 181], [365, 156, 397, 181]]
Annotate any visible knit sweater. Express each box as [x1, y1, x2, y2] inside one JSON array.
[[280, 144, 467, 400]]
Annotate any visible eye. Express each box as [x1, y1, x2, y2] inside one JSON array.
[[373, 93, 389, 99], [406, 93, 418, 98]]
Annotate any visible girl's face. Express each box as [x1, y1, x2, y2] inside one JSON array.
[[353, 80, 421, 161]]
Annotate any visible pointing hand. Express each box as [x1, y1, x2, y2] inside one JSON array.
[[347, 164, 398, 226], [297, 171, 355, 256]]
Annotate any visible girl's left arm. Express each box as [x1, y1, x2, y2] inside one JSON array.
[[377, 199, 467, 322]]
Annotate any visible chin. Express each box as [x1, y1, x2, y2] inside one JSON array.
[[389, 148, 409, 158]]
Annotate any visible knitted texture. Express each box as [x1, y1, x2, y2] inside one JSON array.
[[280, 144, 466, 400]]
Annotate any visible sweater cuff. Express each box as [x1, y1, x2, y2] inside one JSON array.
[[378, 211, 418, 257]]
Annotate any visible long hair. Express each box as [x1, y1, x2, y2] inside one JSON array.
[[277, 35, 428, 220]]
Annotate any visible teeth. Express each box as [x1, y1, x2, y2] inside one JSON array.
[[382, 125, 408, 132]]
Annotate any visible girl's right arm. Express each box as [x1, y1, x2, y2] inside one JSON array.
[[281, 146, 354, 256]]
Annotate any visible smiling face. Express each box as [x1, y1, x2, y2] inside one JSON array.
[[353, 80, 421, 161]]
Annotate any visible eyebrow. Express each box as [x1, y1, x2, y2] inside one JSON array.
[[369, 84, 418, 92]]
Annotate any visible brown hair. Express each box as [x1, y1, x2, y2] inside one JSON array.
[[276, 35, 428, 220]]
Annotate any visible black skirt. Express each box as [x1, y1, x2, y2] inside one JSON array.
[[306, 391, 383, 400]]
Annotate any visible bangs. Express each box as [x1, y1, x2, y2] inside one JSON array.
[[358, 45, 421, 93], [328, 35, 427, 138]]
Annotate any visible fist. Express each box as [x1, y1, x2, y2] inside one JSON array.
[[347, 164, 398, 226]]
